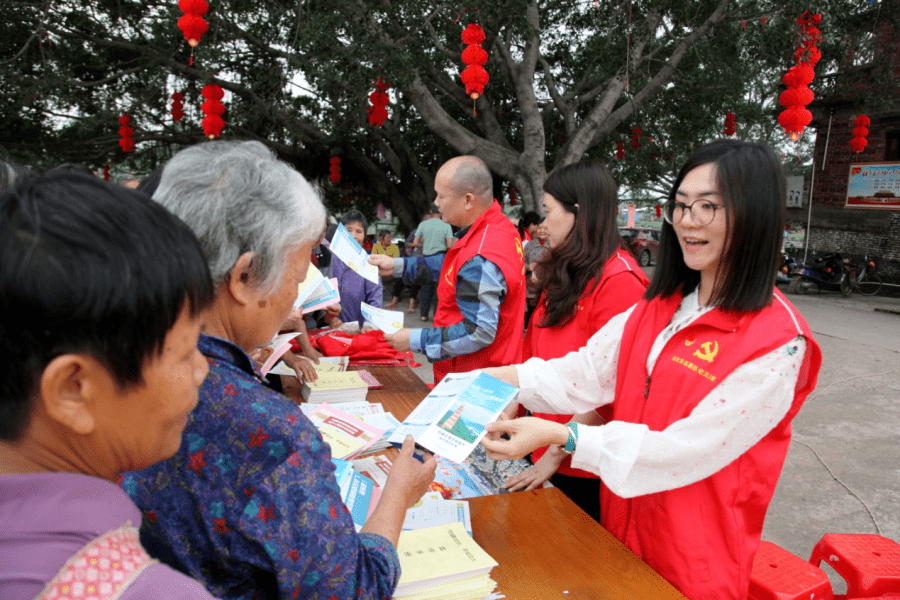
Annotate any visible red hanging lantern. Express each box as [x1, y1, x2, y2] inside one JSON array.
[[655, 204, 662, 218], [177, 0, 208, 64], [171, 92, 185, 123], [460, 23, 489, 113], [200, 84, 225, 139], [508, 187, 517, 206], [118, 114, 134, 153], [102, 164, 111, 182], [850, 114, 870, 153], [329, 157, 341, 184], [630, 127, 642, 150], [367, 78, 391, 127], [724, 112, 736, 137], [615, 140, 625, 160]]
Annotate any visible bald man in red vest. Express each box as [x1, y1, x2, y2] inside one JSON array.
[[369, 156, 526, 383]]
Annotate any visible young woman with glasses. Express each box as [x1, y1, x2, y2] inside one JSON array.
[[481, 139, 822, 600]]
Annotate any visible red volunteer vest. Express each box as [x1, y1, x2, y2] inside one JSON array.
[[527, 250, 648, 477], [603, 288, 821, 600], [432, 201, 526, 382]]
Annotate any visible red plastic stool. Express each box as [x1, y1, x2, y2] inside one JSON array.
[[749, 541, 834, 600], [809, 534, 900, 599]]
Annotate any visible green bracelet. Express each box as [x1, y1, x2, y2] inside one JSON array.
[[563, 422, 578, 454]]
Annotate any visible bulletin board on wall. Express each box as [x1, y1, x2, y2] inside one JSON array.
[[846, 162, 900, 209]]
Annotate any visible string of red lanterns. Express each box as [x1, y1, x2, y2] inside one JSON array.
[[630, 127, 642, 150], [177, 0, 208, 65], [724, 112, 736, 137], [850, 114, 870, 153], [171, 92, 184, 123], [615, 140, 625, 160], [201, 83, 225, 139], [118, 114, 135, 153], [460, 23, 489, 114], [508, 187, 517, 206], [777, 11, 822, 141], [102, 164, 111, 181], [367, 78, 391, 127], [329, 157, 341, 184]]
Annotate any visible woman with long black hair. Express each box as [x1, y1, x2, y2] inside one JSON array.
[[502, 160, 648, 520], [483, 140, 822, 600]]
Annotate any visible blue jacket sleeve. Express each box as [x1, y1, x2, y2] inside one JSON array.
[[232, 446, 400, 600]]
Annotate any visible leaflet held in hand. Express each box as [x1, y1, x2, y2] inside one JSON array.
[[360, 302, 405, 333], [254, 332, 302, 376], [330, 223, 380, 284], [388, 371, 518, 463]]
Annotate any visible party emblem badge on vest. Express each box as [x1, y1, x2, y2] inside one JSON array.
[[444, 263, 455, 286], [672, 338, 720, 382]]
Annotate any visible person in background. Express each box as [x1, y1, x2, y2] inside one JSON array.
[[523, 219, 550, 327], [518, 210, 542, 244], [370, 155, 526, 383], [0, 169, 217, 599], [331, 210, 383, 328], [389, 226, 424, 314], [503, 160, 649, 521], [122, 141, 435, 600], [372, 229, 399, 258], [481, 140, 821, 600], [412, 203, 455, 321]]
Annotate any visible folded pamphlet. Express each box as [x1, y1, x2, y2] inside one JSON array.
[[388, 371, 518, 463]]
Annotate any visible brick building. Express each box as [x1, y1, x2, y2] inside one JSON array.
[[791, 15, 900, 284]]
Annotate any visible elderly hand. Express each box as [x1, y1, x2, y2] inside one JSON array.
[[281, 351, 318, 382], [384, 436, 437, 507], [279, 308, 306, 333], [481, 417, 569, 461], [502, 447, 566, 492], [383, 328, 411, 352], [368, 253, 395, 277]]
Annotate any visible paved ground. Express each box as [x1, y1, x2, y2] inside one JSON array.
[[384, 274, 900, 592]]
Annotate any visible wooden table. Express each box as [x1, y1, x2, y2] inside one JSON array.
[[281, 366, 686, 599]]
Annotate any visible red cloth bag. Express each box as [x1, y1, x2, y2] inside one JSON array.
[[291, 329, 420, 367]]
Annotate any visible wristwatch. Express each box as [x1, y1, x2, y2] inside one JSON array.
[[562, 422, 579, 454]]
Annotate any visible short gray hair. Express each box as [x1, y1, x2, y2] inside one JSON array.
[[154, 140, 325, 291]]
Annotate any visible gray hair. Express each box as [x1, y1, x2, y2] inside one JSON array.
[[154, 140, 325, 291]]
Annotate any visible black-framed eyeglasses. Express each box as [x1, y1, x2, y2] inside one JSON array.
[[662, 199, 726, 226]]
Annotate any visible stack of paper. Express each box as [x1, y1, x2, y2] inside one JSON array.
[[305, 403, 386, 460], [302, 401, 400, 456], [301, 371, 369, 403], [350, 455, 393, 488], [393, 522, 499, 600], [403, 499, 472, 536], [332, 458, 380, 532]]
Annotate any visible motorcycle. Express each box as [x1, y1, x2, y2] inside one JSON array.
[[777, 252, 799, 284], [788, 252, 851, 296]]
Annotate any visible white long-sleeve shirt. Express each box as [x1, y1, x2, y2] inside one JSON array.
[[515, 288, 807, 499]]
